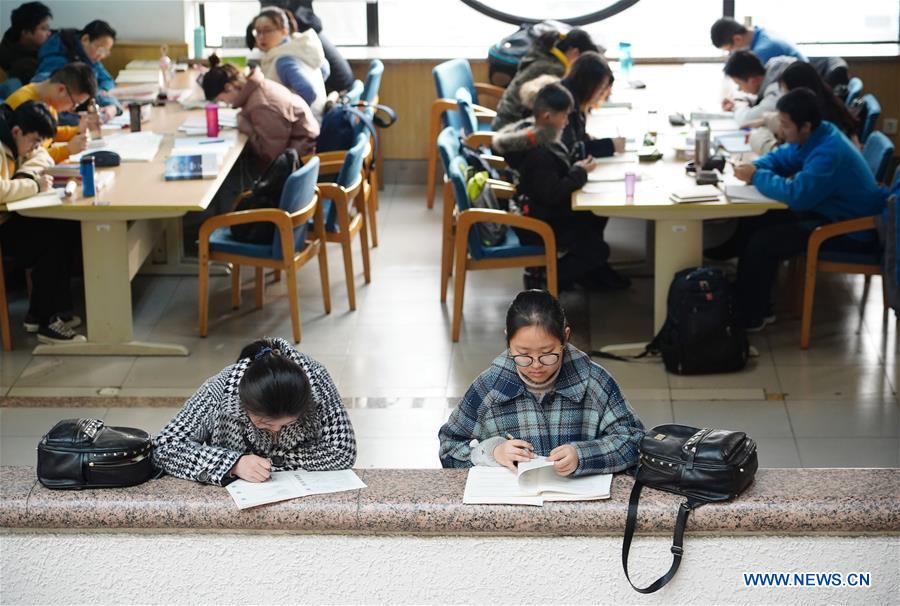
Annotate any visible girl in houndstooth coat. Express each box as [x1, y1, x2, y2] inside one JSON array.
[[152, 337, 356, 485]]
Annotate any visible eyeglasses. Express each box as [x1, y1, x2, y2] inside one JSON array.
[[63, 86, 80, 109], [90, 42, 111, 58], [510, 351, 562, 368], [253, 28, 280, 38]]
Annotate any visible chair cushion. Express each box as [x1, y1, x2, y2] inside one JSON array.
[[477, 122, 492, 133], [209, 227, 307, 260], [477, 228, 544, 260]]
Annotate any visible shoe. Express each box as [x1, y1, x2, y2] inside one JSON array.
[[24, 312, 81, 334], [582, 265, 631, 291], [745, 313, 777, 333], [37, 316, 87, 344]]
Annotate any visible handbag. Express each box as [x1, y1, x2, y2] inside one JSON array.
[[622, 424, 758, 593], [37, 418, 155, 489]]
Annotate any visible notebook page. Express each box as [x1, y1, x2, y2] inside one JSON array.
[[463, 467, 543, 506]]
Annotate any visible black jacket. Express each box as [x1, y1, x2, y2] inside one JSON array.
[[493, 118, 587, 224], [0, 30, 38, 83], [560, 78, 615, 159]]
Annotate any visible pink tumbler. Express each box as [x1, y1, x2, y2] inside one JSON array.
[[624, 171, 636, 201], [205, 103, 219, 137]]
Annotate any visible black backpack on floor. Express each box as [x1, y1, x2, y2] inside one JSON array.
[[231, 149, 300, 244], [649, 266, 748, 374]]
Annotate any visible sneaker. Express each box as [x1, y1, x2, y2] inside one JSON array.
[[37, 316, 87, 344], [24, 312, 81, 334], [745, 313, 777, 333]]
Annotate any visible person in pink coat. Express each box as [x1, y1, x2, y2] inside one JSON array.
[[201, 54, 319, 166]]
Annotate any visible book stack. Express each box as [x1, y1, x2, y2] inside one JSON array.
[[164, 154, 219, 180], [669, 185, 722, 204]]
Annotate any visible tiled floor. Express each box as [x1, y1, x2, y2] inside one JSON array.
[[1, 183, 897, 469]]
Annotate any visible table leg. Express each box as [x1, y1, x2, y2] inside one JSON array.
[[140, 217, 229, 277], [32, 219, 188, 356], [653, 218, 703, 332]]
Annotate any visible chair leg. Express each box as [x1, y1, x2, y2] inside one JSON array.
[[0, 249, 12, 351], [800, 259, 818, 350], [340, 236, 357, 311], [366, 181, 379, 248], [359, 208, 372, 284], [272, 269, 281, 283], [426, 111, 440, 210], [197, 249, 209, 338], [546, 254, 558, 297], [440, 180, 454, 303], [255, 267, 264, 310], [231, 264, 241, 309], [451, 249, 468, 342], [376, 130, 384, 192], [286, 265, 302, 343], [317, 242, 332, 314]]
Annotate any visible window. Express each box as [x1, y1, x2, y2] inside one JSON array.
[[201, 0, 258, 47], [734, 0, 899, 44]]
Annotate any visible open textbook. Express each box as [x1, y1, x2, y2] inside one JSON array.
[[463, 456, 612, 506], [225, 469, 366, 509]]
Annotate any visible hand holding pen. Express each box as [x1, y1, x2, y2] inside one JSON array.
[[492, 433, 535, 472]]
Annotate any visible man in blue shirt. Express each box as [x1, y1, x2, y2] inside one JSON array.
[[711, 18, 807, 64], [730, 88, 885, 330]]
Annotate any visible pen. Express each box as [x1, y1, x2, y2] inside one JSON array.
[[504, 433, 515, 441], [198, 138, 225, 144]]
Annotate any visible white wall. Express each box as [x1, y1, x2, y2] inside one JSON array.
[[1, 532, 897, 605], [0, 0, 193, 43]]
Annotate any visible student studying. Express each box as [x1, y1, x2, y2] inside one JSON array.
[[710, 17, 807, 63], [722, 50, 795, 127], [439, 290, 644, 475], [0, 1, 53, 85]]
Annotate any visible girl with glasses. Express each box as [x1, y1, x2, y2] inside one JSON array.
[[439, 290, 644, 476], [153, 337, 356, 485]]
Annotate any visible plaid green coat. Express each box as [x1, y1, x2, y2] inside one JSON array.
[[439, 344, 644, 475]]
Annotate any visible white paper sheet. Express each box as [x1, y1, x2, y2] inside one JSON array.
[[226, 469, 366, 509], [463, 456, 612, 506], [69, 132, 164, 163], [3, 190, 63, 211], [724, 184, 779, 203]]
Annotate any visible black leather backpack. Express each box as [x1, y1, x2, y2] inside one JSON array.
[[37, 418, 154, 489]]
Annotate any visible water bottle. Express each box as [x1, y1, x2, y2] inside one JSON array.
[[80, 156, 96, 197], [618, 41, 633, 81], [159, 44, 173, 94], [193, 26, 205, 60], [205, 103, 219, 137]]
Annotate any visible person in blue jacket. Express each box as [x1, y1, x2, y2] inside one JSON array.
[[32, 19, 120, 118], [731, 87, 886, 330], [711, 18, 807, 64]]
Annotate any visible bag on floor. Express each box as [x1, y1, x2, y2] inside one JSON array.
[[622, 424, 758, 593], [649, 266, 748, 374], [37, 418, 154, 489], [230, 149, 301, 244]]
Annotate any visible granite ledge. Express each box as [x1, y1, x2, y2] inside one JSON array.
[[1, 467, 898, 535]]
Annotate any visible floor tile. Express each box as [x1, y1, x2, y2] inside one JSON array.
[[341, 353, 451, 392], [15, 357, 135, 388], [776, 365, 893, 400], [355, 437, 443, 469], [666, 361, 781, 393], [673, 400, 793, 438], [104, 407, 182, 436], [628, 400, 673, 429], [0, 350, 32, 389], [670, 388, 767, 401], [795, 437, 900, 468], [753, 438, 802, 468], [0, 436, 40, 466], [787, 398, 899, 438], [593, 359, 669, 390], [347, 408, 450, 438], [0, 407, 108, 437]]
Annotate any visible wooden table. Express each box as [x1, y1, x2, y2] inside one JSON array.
[[573, 64, 786, 334], [14, 71, 246, 356]]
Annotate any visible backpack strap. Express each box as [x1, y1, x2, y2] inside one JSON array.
[[354, 101, 398, 128], [622, 481, 699, 594]]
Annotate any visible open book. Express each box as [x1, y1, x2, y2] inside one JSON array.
[[225, 469, 366, 509], [463, 456, 612, 506]]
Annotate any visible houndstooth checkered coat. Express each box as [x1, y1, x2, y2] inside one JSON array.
[[152, 338, 356, 485]]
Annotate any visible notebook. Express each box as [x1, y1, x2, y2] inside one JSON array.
[[669, 185, 722, 204], [714, 133, 751, 154], [724, 184, 779, 203], [463, 456, 613, 506], [2, 190, 63, 211], [225, 469, 366, 510]]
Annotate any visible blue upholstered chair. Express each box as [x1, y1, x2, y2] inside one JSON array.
[[316, 133, 371, 311], [426, 59, 505, 209], [844, 77, 863, 106], [361, 59, 384, 106], [198, 157, 329, 343], [444, 151, 557, 341], [862, 131, 894, 183], [858, 94, 881, 143], [0, 78, 22, 101], [361, 60, 384, 244], [344, 79, 364, 105]]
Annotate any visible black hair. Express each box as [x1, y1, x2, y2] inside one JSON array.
[[776, 87, 823, 131], [505, 290, 568, 344], [779, 61, 858, 137], [9, 100, 56, 139], [9, 2, 51, 39], [255, 6, 299, 34], [48, 62, 98, 98], [532, 81, 573, 115], [535, 28, 598, 56], [723, 50, 765, 80], [80, 19, 116, 42], [201, 54, 244, 100], [561, 51, 613, 107], [710, 17, 748, 48], [237, 338, 313, 419]]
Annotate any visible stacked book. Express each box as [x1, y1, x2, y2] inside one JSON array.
[[669, 185, 722, 204]]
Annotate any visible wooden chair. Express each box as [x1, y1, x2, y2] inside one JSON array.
[[361, 59, 386, 204], [315, 133, 372, 311], [0, 239, 10, 351], [445, 156, 557, 342], [426, 58, 504, 209], [198, 157, 330, 343]]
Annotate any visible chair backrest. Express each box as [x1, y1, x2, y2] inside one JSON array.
[[272, 156, 320, 257], [447, 154, 492, 260], [345, 79, 364, 105], [336, 133, 369, 191], [860, 94, 881, 143], [862, 131, 894, 183], [0, 78, 22, 101], [433, 58, 477, 131], [437, 126, 461, 174], [361, 59, 384, 105], [455, 88, 478, 137], [845, 77, 863, 106]]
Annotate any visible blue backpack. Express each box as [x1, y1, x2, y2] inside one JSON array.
[[317, 100, 397, 160]]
